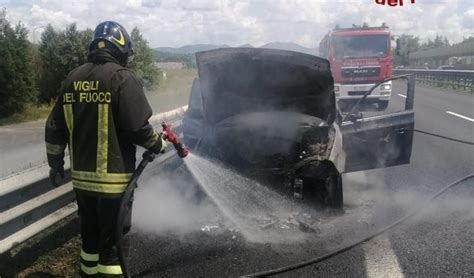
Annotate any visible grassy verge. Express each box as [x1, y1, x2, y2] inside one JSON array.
[[0, 69, 196, 127], [146, 68, 197, 113], [0, 103, 53, 126]]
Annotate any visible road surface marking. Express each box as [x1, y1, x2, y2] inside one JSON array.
[[397, 94, 407, 98], [363, 235, 404, 278], [446, 111, 474, 122]]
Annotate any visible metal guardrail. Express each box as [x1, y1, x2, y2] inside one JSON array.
[[393, 69, 474, 93], [0, 106, 187, 254]]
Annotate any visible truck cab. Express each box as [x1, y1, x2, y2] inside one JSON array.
[[320, 25, 393, 111]]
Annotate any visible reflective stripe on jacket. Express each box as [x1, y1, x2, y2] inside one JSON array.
[[45, 49, 166, 195]]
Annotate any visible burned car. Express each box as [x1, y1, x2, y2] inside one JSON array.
[[183, 48, 415, 208]]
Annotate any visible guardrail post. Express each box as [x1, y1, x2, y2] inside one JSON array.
[[406, 75, 415, 110]]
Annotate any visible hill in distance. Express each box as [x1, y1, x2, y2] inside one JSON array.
[[260, 42, 318, 55], [155, 44, 231, 54], [238, 43, 254, 48], [155, 42, 318, 55]]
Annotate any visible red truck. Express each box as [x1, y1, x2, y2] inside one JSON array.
[[319, 24, 394, 110]]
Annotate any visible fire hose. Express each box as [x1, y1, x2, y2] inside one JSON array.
[[116, 123, 188, 278], [116, 150, 155, 278], [414, 128, 474, 145]]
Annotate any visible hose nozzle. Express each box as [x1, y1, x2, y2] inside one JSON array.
[[162, 122, 189, 158], [175, 142, 189, 158]]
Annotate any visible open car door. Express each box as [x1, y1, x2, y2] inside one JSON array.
[[341, 75, 415, 173]]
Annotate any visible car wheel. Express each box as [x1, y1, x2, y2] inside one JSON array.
[[324, 174, 343, 209], [301, 178, 324, 204]]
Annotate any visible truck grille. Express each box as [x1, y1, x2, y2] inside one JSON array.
[[341, 67, 380, 78], [348, 91, 366, 96]]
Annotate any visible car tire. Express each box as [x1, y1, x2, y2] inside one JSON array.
[[377, 100, 389, 111], [324, 174, 343, 209], [302, 175, 343, 209]]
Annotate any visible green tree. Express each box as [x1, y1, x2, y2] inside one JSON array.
[[30, 43, 42, 94], [0, 21, 36, 117], [38, 23, 92, 101], [38, 24, 61, 101], [443, 37, 450, 47], [154, 50, 197, 69], [394, 34, 420, 66], [421, 34, 450, 49], [58, 24, 91, 73], [129, 27, 161, 87], [462, 36, 474, 43]]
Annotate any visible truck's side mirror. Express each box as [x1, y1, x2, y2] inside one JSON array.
[[395, 38, 401, 56]]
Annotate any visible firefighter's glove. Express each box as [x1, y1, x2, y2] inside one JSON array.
[[49, 166, 65, 187], [143, 150, 156, 162], [147, 133, 166, 154], [161, 123, 179, 145]]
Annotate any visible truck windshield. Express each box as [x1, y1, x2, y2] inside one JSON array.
[[333, 35, 389, 59]]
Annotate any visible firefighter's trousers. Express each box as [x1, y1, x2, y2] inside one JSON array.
[[75, 190, 133, 277]]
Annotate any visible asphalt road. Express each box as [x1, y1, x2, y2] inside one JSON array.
[[128, 84, 474, 277], [0, 120, 48, 178]]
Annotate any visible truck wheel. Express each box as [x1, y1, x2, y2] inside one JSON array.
[[324, 174, 343, 209], [377, 100, 389, 111]]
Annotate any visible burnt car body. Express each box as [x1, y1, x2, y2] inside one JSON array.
[[183, 48, 415, 208]]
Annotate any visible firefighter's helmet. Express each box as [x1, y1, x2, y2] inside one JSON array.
[[89, 21, 134, 65]]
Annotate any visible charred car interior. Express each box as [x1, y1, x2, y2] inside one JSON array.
[[183, 48, 415, 208]]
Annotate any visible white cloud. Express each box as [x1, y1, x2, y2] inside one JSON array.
[[2, 0, 474, 47], [463, 8, 474, 29], [126, 0, 142, 9], [179, 0, 219, 11], [30, 4, 75, 27]]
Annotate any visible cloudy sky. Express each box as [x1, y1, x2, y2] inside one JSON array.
[[1, 0, 473, 48]]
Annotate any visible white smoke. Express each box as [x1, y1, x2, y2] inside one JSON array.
[[132, 165, 221, 236]]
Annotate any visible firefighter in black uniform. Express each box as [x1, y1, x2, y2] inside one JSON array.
[[45, 21, 171, 277]]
